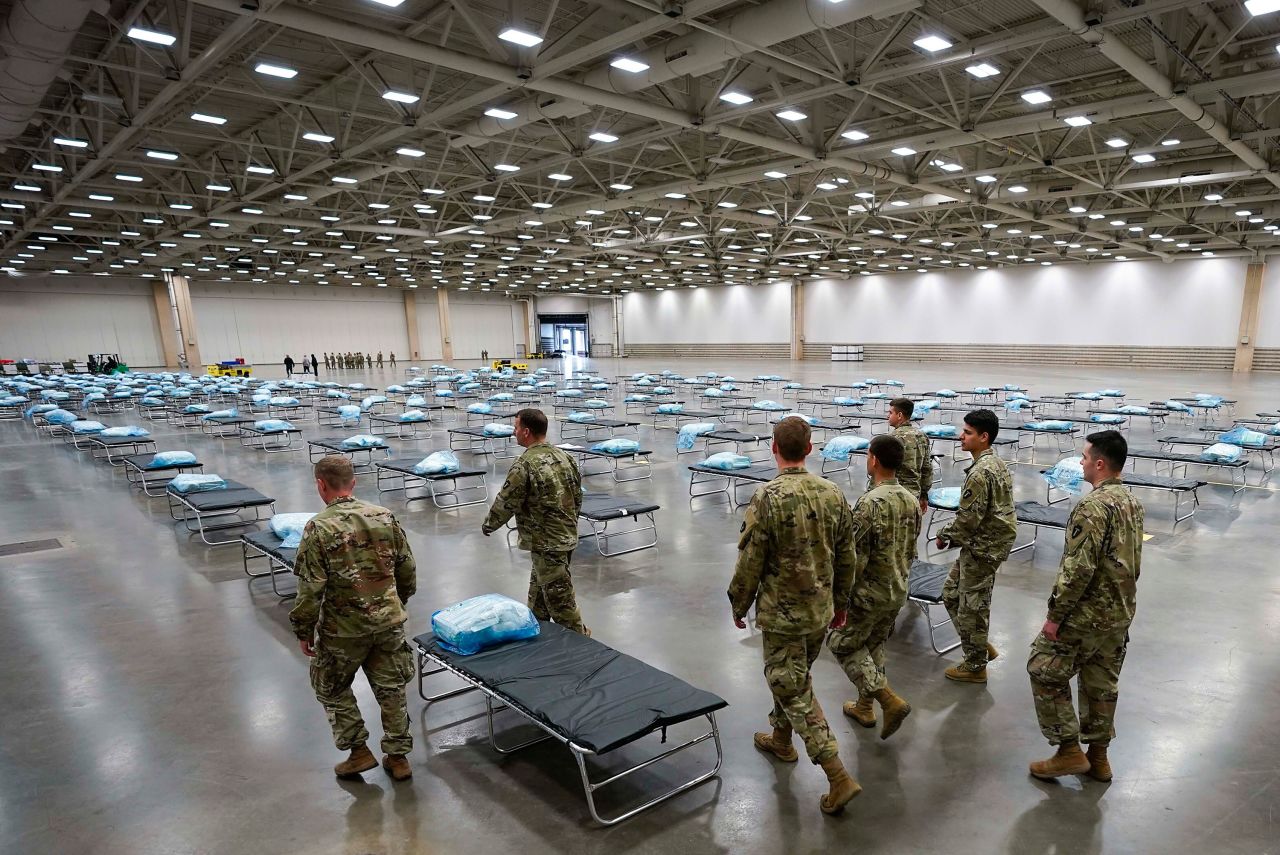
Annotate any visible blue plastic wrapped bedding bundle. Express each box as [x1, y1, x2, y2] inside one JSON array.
[[147, 450, 197, 468], [656, 403, 684, 414], [677, 422, 717, 450], [516, 385, 536, 393], [864, 392, 888, 400], [915, 399, 940, 412], [1042, 456, 1085, 494], [1073, 392, 1102, 401], [1193, 395, 1223, 407], [833, 396, 861, 406], [1025, 420, 1073, 432], [168, 389, 192, 399], [701, 452, 751, 470], [338, 405, 362, 422], [170, 474, 227, 493], [1002, 384, 1023, 392], [1090, 414, 1125, 424], [1218, 426, 1267, 448], [42, 408, 76, 424], [326, 390, 350, 399], [269, 396, 300, 406], [781, 412, 817, 425], [1200, 443, 1242, 463], [184, 404, 211, 414], [271, 513, 317, 548], [972, 387, 992, 395], [625, 394, 651, 403], [405, 395, 427, 407], [885, 380, 905, 387], [459, 382, 481, 392], [386, 385, 406, 393], [928, 486, 962, 510], [398, 410, 426, 422], [360, 395, 387, 411], [554, 388, 583, 398], [1099, 389, 1124, 397], [584, 399, 609, 409], [253, 419, 294, 432], [567, 412, 596, 423], [1116, 405, 1149, 415], [821, 435, 870, 461], [922, 424, 959, 438], [1007, 392, 1030, 401], [752, 400, 786, 411], [482, 423, 514, 437], [703, 388, 725, 398], [203, 408, 238, 420], [434, 388, 454, 397], [935, 389, 957, 398], [101, 425, 150, 437], [71, 420, 107, 434], [83, 392, 105, 403], [635, 378, 652, 386], [783, 382, 801, 390], [412, 450, 460, 475], [592, 438, 640, 454], [431, 593, 540, 656], [0, 394, 25, 405], [653, 386, 673, 395], [489, 392, 513, 402], [341, 434, 385, 449], [719, 383, 739, 392], [467, 402, 493, 414], [591, 383, 609, 391], [348, 383, 368, 390], [1005, 399, 1033, 412], [1163, 400, 1191, 413]]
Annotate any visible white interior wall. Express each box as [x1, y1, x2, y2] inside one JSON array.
[[621, 282, 791, 343], [412, 294, 443, 361], [0, 276, 165, 366], [191, 283, 408, 365], [448, 293, 522, 359], [534, 295, 616, 346], [803, 258, 1248, 347]]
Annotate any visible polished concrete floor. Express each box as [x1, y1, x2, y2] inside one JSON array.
[[2, 357, 1279, 855]]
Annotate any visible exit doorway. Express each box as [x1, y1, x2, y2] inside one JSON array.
[[538, 313, 589, 357]]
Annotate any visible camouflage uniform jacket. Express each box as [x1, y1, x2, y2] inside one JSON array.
[[1047, 478, 1143, 632], [938, 447, 1017, 564], [847, 478, 921, 614], [729, 466, 857, 635], [482, 442, 583, 551], [289, 496, 416, 640], [894, 422, 934, 500]]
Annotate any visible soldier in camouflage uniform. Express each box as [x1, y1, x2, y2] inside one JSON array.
[[936, 409, 1017, 683], [1028, 430, 1143, 782], [291, 455, 418, 782], [482, 408, 589, 634], [886, 398, 933, 514], [729, 416, 861, 816], [828, 434, 921, 740]]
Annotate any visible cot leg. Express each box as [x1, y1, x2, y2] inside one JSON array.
[[415, 651, 477, 703], [1009, 523, 1040, 556], [486, 695, 554, 754], [914, 601, 961, 654]]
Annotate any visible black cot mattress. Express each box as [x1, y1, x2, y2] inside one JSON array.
[[580, 493, 659, 519], [1015, 500, 1069, 528], [908, 559, 949, 602], [242, 529, 298, 565], [414, 622, 727, 755], [168, 479, 273, 510]]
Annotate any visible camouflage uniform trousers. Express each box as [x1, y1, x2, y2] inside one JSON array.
[[826, 606, 901, 697], [941, 551, 1000, 670], [528, 550, 587, 634], [310, 625, 415, 755], [1027, 625, 1129, 746], [762, 629, 839, 764]]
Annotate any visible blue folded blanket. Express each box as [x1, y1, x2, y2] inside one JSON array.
[[821, 435, 870, 461], [467, 403, 493, 414], [701, 452, 751, 470], [101, 425, 149, 437], [413, 450, 460, 475], [592, 438, 640, 454], [71, 420, 106, 433], [1024, 420, 1073, 432], [928, 486, 962, 509], [567, 412, 596, 423], [271, 512, 317, 548], [170, 474, 227, 493], [147, 450, 197, 468], [253, 419, 294, 432], [341, 434, 385, 449], [1090, 414, 1125, 424], [338, 405, 362, 421], [656, 403, 684, 414], [398, 410, 427, 422], [1042, 457, 1085, 493], [922, 424, 958, 438], [677, 422, 717, 450], [625, 394, 651, 403], [753, 400, 786, 411], [1218, 426, 1266, 448], [203, 408, 238, 420], [1201, 443, 1242, 463], [482, 423, 514, 437]]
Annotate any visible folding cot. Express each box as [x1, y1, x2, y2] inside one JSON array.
[[238, 422, 303, 453], [780, 385, 828, 399], [794, 398, 866, 420], [766, 414, 859, 439], [704, 429, 773, 461], [819, 444, 945, 480], [307, 435, 392, 472], [1126, 446, 1251, 491], [1040, 469, 1205, 524], [923, 496, 1068, 554], [554, 443, 653, 482], [717, 402, 778, 424], [1088, 406, 1166, 429], [0, 397, 25, 420], [467, 407, 521, 426], [169, 407, 216, 429], [266, 400, 310, 421], [412, 623, 726, 825], [906, 559, 959, 654], [200, 413, 255, 438], [578, 493, 661, 556], [1156, 434, 1276, 475], [652, 408, 723, 431], [687, 462, 776, 507], [136, 400, 174, 422], [1170, 397, 1237, 420], [166, 479, 275, 545], [1007, 422, 1081, 461], [83, 433, 158, 465], [924, 432, 1020, 462], [623, 397, 682, 417], [240, 530, 298, 598], [123, 452, 203, 495], [373, 457, 489, 508], [86, 397, 133, 415], [313, 403, 360, 429], [448, 426, 519, 457], [557, 416, 641, 441], [366, 411, 435, 439]]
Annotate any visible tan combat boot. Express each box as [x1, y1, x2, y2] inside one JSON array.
[[1029, 742, 1091, 780], [871, 687, 912, 740], [753, 727, 799, 763], [986, 642, 1000, 661], [383, 754, 412, 781], [944, 663, 987, 683], [842, 697, 876, 728], [818, 756, 862, 815], [1085, 744, 1112, 782], [334, 744, 378, 778]]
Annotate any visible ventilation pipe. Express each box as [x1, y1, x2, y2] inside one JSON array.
[[455, 0, 921, 140], [0, 0, 99, 139]]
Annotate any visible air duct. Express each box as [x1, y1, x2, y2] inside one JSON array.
[[0, 0, 98, 139]]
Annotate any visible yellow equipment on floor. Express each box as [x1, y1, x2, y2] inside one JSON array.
[[207, 363, 253, 377]]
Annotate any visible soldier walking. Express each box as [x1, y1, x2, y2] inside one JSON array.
[[885, 398, 933, 516], [828, 434, 920, 739], [935, 409, 1016, 683], [1028, 430, 1142, 782], [481, 409, 589, 634], [729, 416, 861, 816], [291, 456, 418, 782]]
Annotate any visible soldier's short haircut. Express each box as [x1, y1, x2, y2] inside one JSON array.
[[1086, 429, 1127, 471], [963, 408, 1000, 443], [868, 434, 905, 471], [516, 407, 548, 437], [314, 455, 356, 489], [773, 416, 812, 461], [889, 397, 914, 419]]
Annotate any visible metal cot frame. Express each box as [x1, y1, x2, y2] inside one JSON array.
[[578, 503, 660, 556], [414, 646, 723, 826], [374, 463, 489, 509], [240, 534, 297, 599], [167, 488, 275, 546], [558, 446, 653, 482], [124, 457, 204, 495], [88, 436, 157, 466], [239, 425, 303, 453], [448, 427, 519, 458], [687, 465, 773, 508], [306, 438, 389, 473]]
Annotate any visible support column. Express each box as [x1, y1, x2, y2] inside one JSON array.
[[166, 273, 201, 369], [790, 278, 805, 360], [437, 288, 453, 362], [151, 281, 181, 368], [403, 290, 421, 361], [1234, 262, 1265, 373], [520, 299, 533, 357]]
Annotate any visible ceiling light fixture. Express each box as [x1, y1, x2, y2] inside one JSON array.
[[382, 90, 419, 104], [589, 131, 619, 143], [719, 90, 753, 105], [498, 26, 543, 47], [331, 176, 358, 184], [254, 62, 297, 79], [127, 26, 176, 45], [776, 109, 807, 121], [841, 129, 869, 141], [493, 163, 520, 172], [1021, 89, 1052, 104], [1132, 153, 1156, 163], [1105, 137, 1128, 148], [190, 113, 226, 125], [246, 164, 274, 174], [395, 147, 425, 157], [610, 57, 649, 73], [484, 106, 519, 120], [913, 35, 952, 52], [1063, 115, 1092, 127], [53, 137, 88, 148], [302, 132, 334, 143], [966, 62, 999, 78]]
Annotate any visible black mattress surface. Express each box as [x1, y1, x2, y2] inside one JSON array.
[[908, 559, 949, 601], [1015, 501, 1069, 528], [414, 622, 726, 754], [376, 457, 486, 479], [687, 463, 776, 481], [310, 435, 390, 449], [1127, 448, 1249, 467], [242, 530, 297, 565], [580, 493, 660, 519], [706, 430, 770, 442], [169, 479, 273, 509], [124, 452, 201, 471]]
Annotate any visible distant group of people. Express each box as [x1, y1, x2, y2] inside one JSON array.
[[283, 354, 319, 377], [319, 352, 395, 371]]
